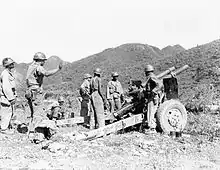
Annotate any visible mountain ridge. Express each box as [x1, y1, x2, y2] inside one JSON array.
[[45, 39, 220, 104], [1, 40, 220, 105]]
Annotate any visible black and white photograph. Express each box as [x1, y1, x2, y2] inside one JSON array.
[[0, 0, 220, 169]]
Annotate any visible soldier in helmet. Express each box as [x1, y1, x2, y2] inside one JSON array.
[[25, 52, 63, 121], [47, 96, 66, 120], [143, 64, 163, 133], [90, 68, 106, 129], [79, 73, 92, 127], [0, 58, 17, 134], [106, 72, 124, 113]]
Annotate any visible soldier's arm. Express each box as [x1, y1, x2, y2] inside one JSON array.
[[38, 63, 62, 77], [141, 77, 150, 89], [98, 78, 105, 101], [151, 77, 163, 94], [80, 82, 90, 96], [2, 73, 15, 101], [79, 82, 86, 95], [118, 82, 124, 95], [106, 82, 111, 99]]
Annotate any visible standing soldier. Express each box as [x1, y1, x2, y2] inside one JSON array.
[[143, 64, 163, 133], [90, 68, 106, 129], [0, 58, 17, 134], [79, 73, 92, 127], [106, 72, 124, 113], [25, 52, 62, 121]]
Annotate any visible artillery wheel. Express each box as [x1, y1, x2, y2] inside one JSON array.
[[156, 99, 187, 133]]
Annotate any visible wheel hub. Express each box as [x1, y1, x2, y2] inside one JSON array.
[[167, 108, 182, 129]]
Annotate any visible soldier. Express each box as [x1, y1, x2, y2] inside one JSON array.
[[79, 73, 92, 127], [47, 96, 66, 120], [0, 58, 17, 134], [106, 72, 124, 113], [90, 68, 106, 129], [25, 52, 62, 121], [143, 64, 163, 133]]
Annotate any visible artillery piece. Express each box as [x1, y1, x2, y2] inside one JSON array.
[[115, 65, 189, 133], [71, 65, 189, 140]]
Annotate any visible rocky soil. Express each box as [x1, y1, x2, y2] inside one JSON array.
[[0, 106, 220, 170], [0, 127, 220, 170]]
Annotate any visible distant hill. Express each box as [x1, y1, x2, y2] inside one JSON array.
[[45, 43, 169, 93], [2, 40, 220, 105], [45, 40, 220, 104], [161, 44, 185, 57]]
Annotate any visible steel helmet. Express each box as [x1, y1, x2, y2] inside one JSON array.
[[112, 72, 119, 77], [145, 64, 154, 72], [58, 96, 65, 103], [94, 68, 101, 75], [2, 58, 15, 67], [33, 52, 47, 60], [84, 73, 92, 79]]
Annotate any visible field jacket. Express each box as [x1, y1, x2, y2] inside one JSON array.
[[26, 62, 47, 90], [106, 80, 123, 100], [0, 69, 16, 105], [79, 79, 91, 100], [144, 73, 163, 99]]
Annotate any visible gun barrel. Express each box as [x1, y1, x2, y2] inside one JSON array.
[[156, 66, 176, 79], [164, 65, 189, 78], [113, 103, 135, 118], [142, 66, 176, 87], [174, 65, 189, 75]]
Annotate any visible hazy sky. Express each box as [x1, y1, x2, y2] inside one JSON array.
[[0, 0, 220, 63]]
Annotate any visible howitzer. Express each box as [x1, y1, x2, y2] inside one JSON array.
[[115, 65, 189, 118], [128, 66, 176, 95], [114, 66, 178, 118], [71, 65, 189, 141], [163, 65, 189, 78]]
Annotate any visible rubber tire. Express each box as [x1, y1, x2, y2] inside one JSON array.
[[156, 99, 187, 133]]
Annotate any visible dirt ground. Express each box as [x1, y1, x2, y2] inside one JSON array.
[[0, 128, 220, 170], [0, 107, 220, 170]]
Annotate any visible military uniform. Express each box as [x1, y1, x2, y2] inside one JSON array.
[[47, 101, 62, 120], [26, 61, 46, 106], [79, 78, 91, 125], [25, 52, 62, 120], [106, 80, 123, 113], [90, 76, 105, 129], [144, 72, 163, 129], [0, 63, 16, 131]]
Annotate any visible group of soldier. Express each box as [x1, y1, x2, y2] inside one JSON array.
[[79, 65, 163, 133], [0, 52, 63, 135], [79, 69, 124, 129], [0, 52, 163, 135]]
